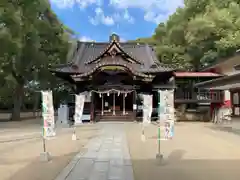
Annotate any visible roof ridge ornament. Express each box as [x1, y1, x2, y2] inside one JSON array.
[[110, 33, 119, 42]]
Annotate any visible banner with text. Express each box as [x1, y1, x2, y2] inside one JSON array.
[[158, 90, 175, 140], [74, 93, 85, 125], [142, 94, 153, 124], [41, 90, 56, 138]]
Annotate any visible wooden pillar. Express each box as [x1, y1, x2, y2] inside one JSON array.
[[90, 92, 95, 123], [123, 93, 125, 115], [113, 92, 116, 115], [101, 93, 104, 115], [133, 90, 137, 119]]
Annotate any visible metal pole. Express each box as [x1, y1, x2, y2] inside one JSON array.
[[157, 126, 160, 154], [42, 136, 46, 152], [141, 123, 145, 141], [156, 125, 163, 160], [101, 93, 104, 115], [113, 92, 116, 115]]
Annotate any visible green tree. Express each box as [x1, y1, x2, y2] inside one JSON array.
[[0, 0, 71, 120], [136, 0, 240, 70]]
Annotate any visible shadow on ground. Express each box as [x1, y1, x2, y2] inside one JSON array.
[[208, 126, 240, 136], [131, 152, 240, 180]]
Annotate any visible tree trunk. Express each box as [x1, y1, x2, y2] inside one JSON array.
[[33, 93, 40, 117], [10, 83, 24, 121]]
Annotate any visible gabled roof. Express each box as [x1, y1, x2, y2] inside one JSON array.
[[51, 34, 174, 78], [71, 56, 149, 79], [85, 40, 142, 65], [68, 42, 173, 73]]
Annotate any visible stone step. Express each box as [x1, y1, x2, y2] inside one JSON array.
[[96, 115, 134, 121]]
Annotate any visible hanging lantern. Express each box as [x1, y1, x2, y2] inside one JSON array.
[[99, 93, 102, 98], [125, 93, 127, 97], [118, 91, 120, 96], [107, 91, 110, 96]]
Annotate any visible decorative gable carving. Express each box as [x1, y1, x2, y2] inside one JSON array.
[[109, 47, 118, 57], [85, 40, 142, 65]]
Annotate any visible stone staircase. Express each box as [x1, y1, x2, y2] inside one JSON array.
[[95, 111, 134, 122]]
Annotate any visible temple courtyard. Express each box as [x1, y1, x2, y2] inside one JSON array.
[[1, 121, 240, 180]]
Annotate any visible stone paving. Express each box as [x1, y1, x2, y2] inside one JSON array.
[[55, 123, 134, 180]]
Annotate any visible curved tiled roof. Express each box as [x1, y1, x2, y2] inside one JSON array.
[[52, 40, 174, 77], [85, 40, 142, 64], [71, 56, 151, 78]]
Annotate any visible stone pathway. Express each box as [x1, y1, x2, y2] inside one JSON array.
[[55, 123, 134, 180]]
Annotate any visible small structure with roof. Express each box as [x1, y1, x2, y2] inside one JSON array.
[[195, 50, 240, 119]]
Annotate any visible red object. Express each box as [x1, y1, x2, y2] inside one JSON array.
[[174, 72, 221, 77], [223, 100, 231, 107]]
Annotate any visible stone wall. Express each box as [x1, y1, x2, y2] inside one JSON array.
[[0, 111, 42, 121]]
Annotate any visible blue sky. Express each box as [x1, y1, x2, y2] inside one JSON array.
[[50, 0, 183, 42]]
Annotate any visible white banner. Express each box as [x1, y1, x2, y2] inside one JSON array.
[[74, 93, 85, 125], [142, 94, 153, 124], [41, 91, 56, 138], [158, 90, 175, 139]]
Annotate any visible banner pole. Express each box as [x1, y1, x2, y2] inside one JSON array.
[[156, 90, 163, 160], [141, 122, 145, 141], [43, 136, 46, 152], [157, 126, 160, 154]]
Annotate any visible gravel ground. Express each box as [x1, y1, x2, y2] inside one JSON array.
[[126, 122, 240, 180], [0, 124, 99, 180]]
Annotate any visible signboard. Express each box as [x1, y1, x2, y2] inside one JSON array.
[[74, 93, 85, 125], [41, 91, 56, 138], [57, 104, 69, 124]]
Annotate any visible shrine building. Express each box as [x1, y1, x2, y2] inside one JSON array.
[[51, 34, 222, 122]]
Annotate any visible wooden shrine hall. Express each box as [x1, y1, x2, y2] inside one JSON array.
[[51, 34, 176, 121]]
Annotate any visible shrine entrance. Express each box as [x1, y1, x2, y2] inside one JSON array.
[[94, 90, 134, 117], [91, 65, 137, 121]]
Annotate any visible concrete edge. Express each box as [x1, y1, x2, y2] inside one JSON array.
[[54, 128, 95, 180], [54, 150, 86, 180]]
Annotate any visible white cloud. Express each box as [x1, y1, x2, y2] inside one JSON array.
[[51, 0, 103, 9], [89, 7, 115, 26], [79, 36, 95, 41], [120, 37, 126, 42], [89, 8, 134, 26], [102, 16, 115, 26], [122, 10, 134, 23], [109, 0, 183, 23], [112, 9, 134, 24]]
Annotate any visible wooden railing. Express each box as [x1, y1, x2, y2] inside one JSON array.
[[175, 90, 223, 103]]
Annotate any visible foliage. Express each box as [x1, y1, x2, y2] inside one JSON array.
[[0, 0, 72, 120], [136, 0, 240, 70]]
